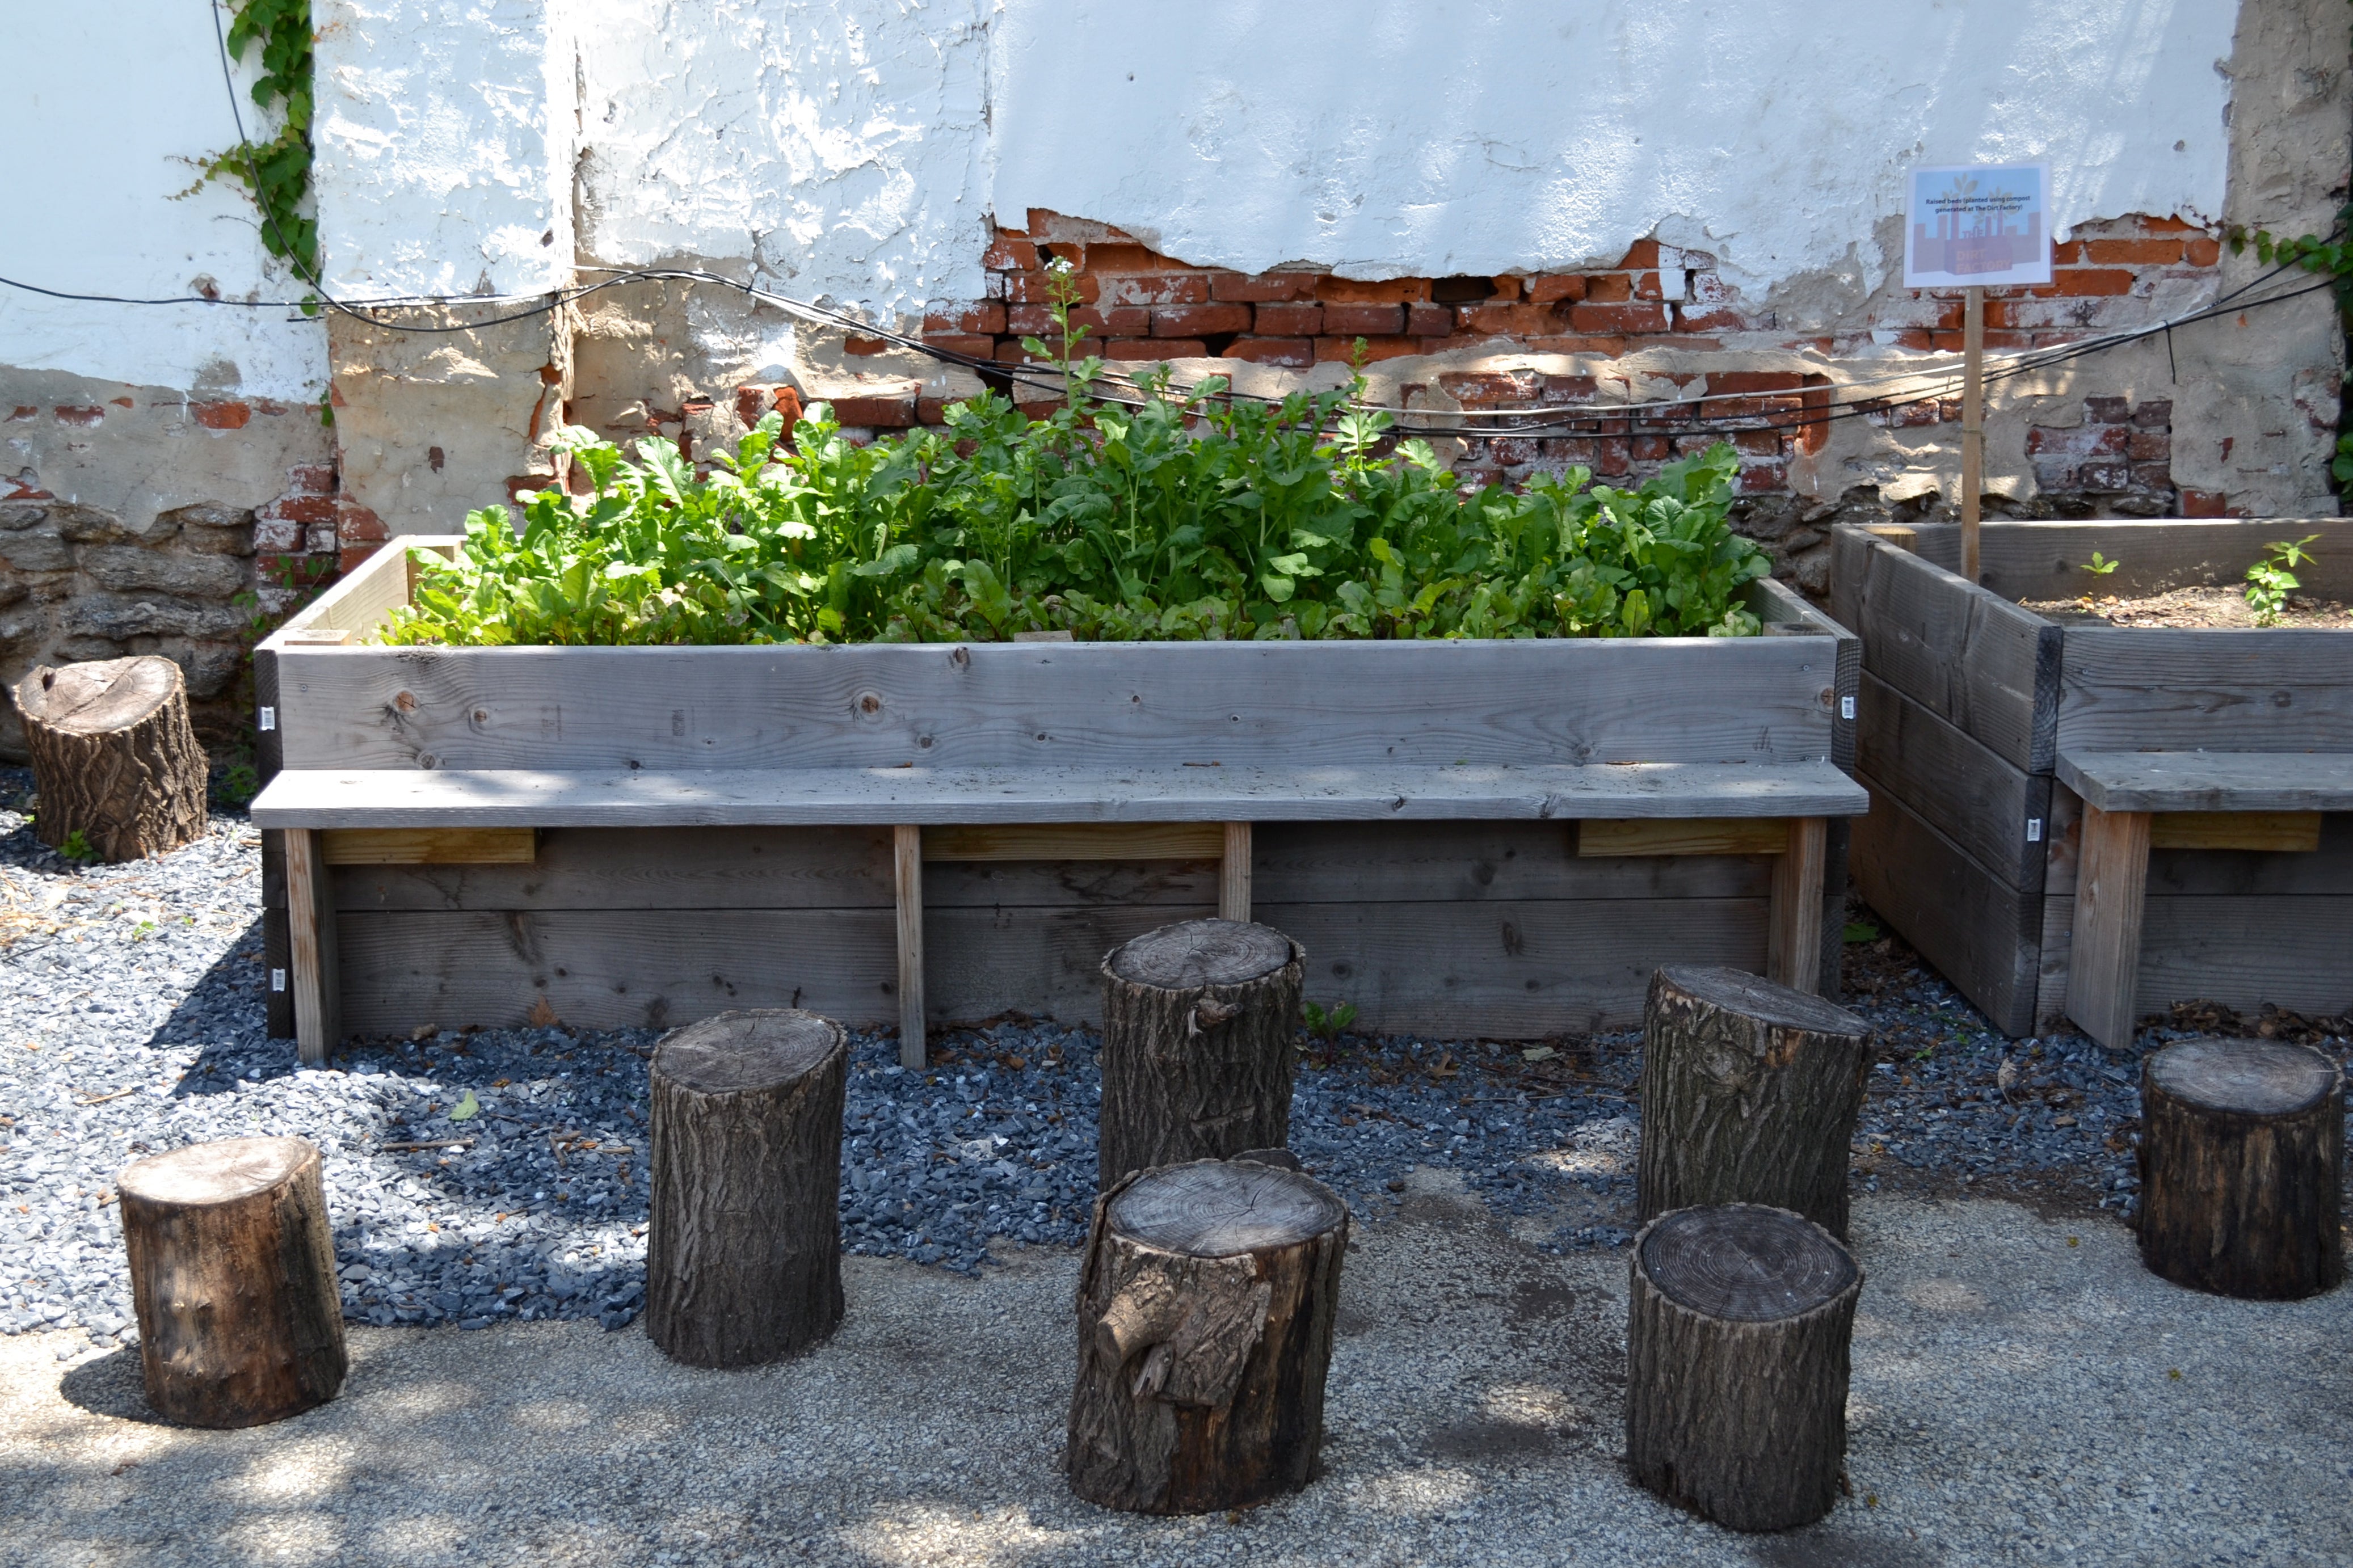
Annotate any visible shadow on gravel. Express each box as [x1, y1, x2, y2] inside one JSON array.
[[1745, 1536, 1942, 1567], [57, 1346, 175, 1427], [152, 914, 275, 1097]]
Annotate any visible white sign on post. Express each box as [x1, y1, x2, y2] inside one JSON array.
[[1902, 165, 2051, 289]]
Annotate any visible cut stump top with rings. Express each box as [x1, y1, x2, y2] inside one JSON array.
[[14, 656, 183, 734], [653, 1009, 843, 1094], [2146, 1037, 2340, 1118], [1639, 1203, 1858, 1322], [1651, 963, 1866, 1038], [1106, 919, 1293, 992], [1109, 1159, 1346, 1258], [119, 1136, 313, 1207]]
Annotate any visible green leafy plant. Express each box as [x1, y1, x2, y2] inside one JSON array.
[[2082, 551, 2119, 577], [1302, 1001, 1358, 1042], [2334, 434, 2353, 489], [59, 829, 96, 865], [2245, 534, 2320, 626], [379, 279, 1773, 649], [185, 0, 317, 286]]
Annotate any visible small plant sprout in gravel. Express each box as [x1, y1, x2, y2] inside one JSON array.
[[7, 768, 2346, 1351]]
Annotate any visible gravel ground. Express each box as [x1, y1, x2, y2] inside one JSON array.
[[5, 767, 2348, 1355], [5, 1185, 2350, 1567]]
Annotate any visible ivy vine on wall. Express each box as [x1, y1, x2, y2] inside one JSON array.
[[192, 0, 317, 286]]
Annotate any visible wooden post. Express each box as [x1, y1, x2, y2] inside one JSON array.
[[2066, 803, 2151, 1050], [1218, 821, 1252, 922], [283, 827, 341, 1066], [1638, 966, 1875, 1240], [2137, 1038, 2343, 1300], [1766, 816, 1828, 993], [894, 823, 925, 1069], [1066, 1158, 1348, 1515], [11, 656, 208, 862], [1960, 284, 1985, 583], [117, 1137, 348, 1428], [645, 1009, 848, 1366], [1627, 1203, 1861, 1533], [1098, 919, 1304, 1187]]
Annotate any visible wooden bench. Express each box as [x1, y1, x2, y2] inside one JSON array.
[[2059, 751, 2353, 1049], [251, 540, 1866, 1066]]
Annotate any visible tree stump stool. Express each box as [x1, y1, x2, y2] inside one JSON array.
[[1098, 918, 1304, 1187], [117, 1137, 347, 1428], [11, 656, 207, 862], [1627, 1203, 1862, 1533], [1066, 1158, 1348, 1515], [2138, 1036, 2344, 1300], [1639, 965, 1874, 1240], [646, 1009, 848, 1367]]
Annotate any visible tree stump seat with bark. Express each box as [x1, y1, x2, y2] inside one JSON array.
[[1097, 918, 1305, 1188], [1066, 1158, 1348, 1515], [12, 656, 208, 862], [1639, 964, 1874, 1240], [116, 1136, 347, 1428], [2138, 1036, 2343, 1300], [1627, 1203, 1862, 1533], [646, 1009, 849, 1367]]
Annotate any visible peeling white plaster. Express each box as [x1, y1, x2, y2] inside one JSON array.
[[0, 5, 327, 399], [990, 0, 2237, 295], [572, 0, 995, 319]]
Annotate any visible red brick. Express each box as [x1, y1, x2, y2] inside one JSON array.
[[1321, 302, 1405, 336], [920, 333, 996, 360], [260, 495, 336, 526], [983, 234, 1038, 270], [924, 302, 1007, 335], [1488, 276, 1524, 302], [1004, 270, 1101, 304], [844, 335, 893, 356], [2049, 240, 2088, 265], [1631, 271, 1665, 301], [1079, 243, 1188, 273], [1152, 304, 1251, 338], [1676, 307, 1754, 333], [1526, 275, 1586, 305], [1731, 429, 1782, 457], [336, 501, 388, 544], [1317, 277, 1430, 304], [915, 398, 952, 427], [1736, 464, 1787, 493], [995, 340, 1062, 364], [1583, 273, 1633, 304], [1404, 302, 1453, 336], [2180, 488, 2230, 517], [2133, 399, 2173, 428], [2183, 237, 2222, 268], [1569, 302, 1671, 334], [2051, 268, 2135, 297], [253, 520, 304, 553], [190, 400, 250, 429], [1314, 335, 1422, 363], [830, 391, 919, 427], [1221, 337, 1315, 367], [1630, 435, 1673, 462], [7, 407, 35, 421], [1617, 239, 1661, 269], [2135, 214, 2203, 233], [1439, 370, 1542, 407], [1209, 272, 1320, 302], [338, 544, 381, 575], [54, 406, 105, 427], [287, 463, 338, 496], [1797, 376, 1834, 456], [2083, 395, 2132, 424], [2084, 237, 2182, 265], [1252, 301, 1324, 336], [110, 397, 133, 408], [1102, 273, 1210, 307], [1105, 338, 1208, 360]]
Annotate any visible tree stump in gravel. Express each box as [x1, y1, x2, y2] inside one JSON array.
[[1098, 919, 1304, 1188], [1639, 965, 1874, 1241], [647, 1009, 848, 1367], [1627, 1203, 1862, 1533], [12, 656, 207, 862], [2138, 1036, 2343, 1300], [117, 1136, 347, 1428], [1067, 1158, 1348, 1514]]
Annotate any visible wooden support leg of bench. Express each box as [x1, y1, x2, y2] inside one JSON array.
[[1219, 821, 1252, 922], [894, 824, 926, 1070], [2067, 804, 2151, 1051], [283, 827, 341, 1067], [1766, 816, 1828, 994]]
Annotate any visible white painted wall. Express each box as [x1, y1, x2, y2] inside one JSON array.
[[0, 5, 326, 399], [312, 0, 576, 300]]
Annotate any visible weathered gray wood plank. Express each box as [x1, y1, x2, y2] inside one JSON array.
[[1847, 538, 2060, 772], [2056, 749, 2353, 813], [2057, 630, 2353, 755], [334, 897, 1770, 1038], [267, 538, 457, 643], [270, 635, 1843, 772], [1857, 670, 2050, 890], [250, 760, 1869, 828], [1891, 519, 2353, 604], [2037, 893, 2353, 1026], [1850, 771, 2042, 1036], [1751, 576, 1860, 774]]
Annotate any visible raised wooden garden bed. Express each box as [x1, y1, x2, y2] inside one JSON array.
[[1832, 519, 2353, 1047], [252, 540, 1864, 1063]]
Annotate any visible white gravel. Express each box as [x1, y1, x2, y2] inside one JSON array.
[[4, 1182, 2348, 1566]]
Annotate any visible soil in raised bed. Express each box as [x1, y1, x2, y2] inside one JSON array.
[[2017, 584, 2353, 629]]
